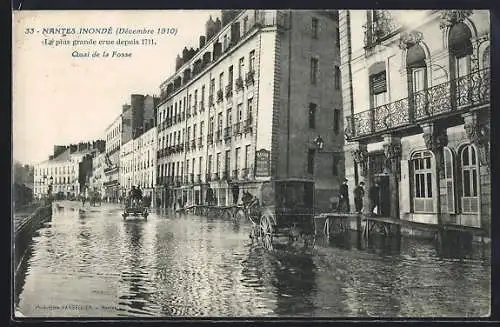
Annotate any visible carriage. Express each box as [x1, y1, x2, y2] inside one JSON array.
[[233, 179, 316, 250], [122, 198, 148, 220]]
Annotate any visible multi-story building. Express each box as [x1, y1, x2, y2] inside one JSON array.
[[90, 150, 106, 196], [133, 126, 157, 201], [34, 141, 105, 199], [340, 10, 490, 235], [156, 10, 343, 210], [34, 150, 79, 199], [119, 137, 134, 197], [104, 94, 156, 202], [104, 114, 122, 202]]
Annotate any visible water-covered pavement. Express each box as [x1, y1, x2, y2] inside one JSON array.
[[15, 201, 490, 318]]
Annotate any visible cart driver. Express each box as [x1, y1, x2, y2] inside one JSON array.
[[136, 186, 143, 202], [128, 186, 136, 206]]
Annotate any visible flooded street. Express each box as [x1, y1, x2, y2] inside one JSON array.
[[15, 202, 490, 318]]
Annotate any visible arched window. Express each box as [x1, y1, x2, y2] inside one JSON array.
[[448, 22, 473, 79], [460, 144, 479, 213], [407, 44, 427, 94], [411, 150, 434, 212]]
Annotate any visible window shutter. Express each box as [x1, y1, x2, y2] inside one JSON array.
[[399, 160, 411, 213]]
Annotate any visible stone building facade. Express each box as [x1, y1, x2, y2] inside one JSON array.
[[156, 10, 343, 210], [339, 10, 490, 235]]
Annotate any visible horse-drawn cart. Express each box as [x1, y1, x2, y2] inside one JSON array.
[[122, 199, 148, 220], [235, 179, 316, 250]]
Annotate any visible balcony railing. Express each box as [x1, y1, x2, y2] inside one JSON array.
[[363, 10, 401, 48], [217, 89, 224, 103], [225, 84, 233, 99], [235, 76, 244, 91], [345, 68, 490, 140]]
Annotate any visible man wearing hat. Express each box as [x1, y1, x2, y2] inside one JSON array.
[[338, 178, 350, 213], [353, 181, 365, 214]]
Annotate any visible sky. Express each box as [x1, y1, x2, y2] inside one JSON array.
[[13, 10, 220, 165]]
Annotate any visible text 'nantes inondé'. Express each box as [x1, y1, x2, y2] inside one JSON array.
[[23, 26, 179, 59]]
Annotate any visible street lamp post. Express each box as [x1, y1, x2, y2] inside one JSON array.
[[312, 135, 344, 212]]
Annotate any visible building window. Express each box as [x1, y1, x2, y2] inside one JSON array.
[[460, 145, 479, 213], [245, 145, 251, 169], [237, 103, 243, 122], [307, 149, 315, 174], [308, 103, 316, 129], [310, 58, 318, 84], [229, 65, 234, 83], [249, 50, 255, 72], [334, 66, 341, 90], [238, 57, 244, 78], [311, 17, 319, 39], [216, 153, 220, 175], [225, 150, 231, 176], [226, 108, 232, 126], [235, 147, 241, 171], [411, 150, 434, 213], [219, 72, 224, 90], [443, 146, 456, 213], [333, 109, 340, 134], [208, 155, 213, 175], [370, 70, 387, 108], [247, 99, 253, 121]]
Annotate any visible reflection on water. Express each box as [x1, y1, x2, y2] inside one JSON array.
[[16, 204, 490, 318]]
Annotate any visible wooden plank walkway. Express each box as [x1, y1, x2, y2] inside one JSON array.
[[314, 213, 487, 240]]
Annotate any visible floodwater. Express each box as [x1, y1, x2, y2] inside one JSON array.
[[15, 202, 490, 318]]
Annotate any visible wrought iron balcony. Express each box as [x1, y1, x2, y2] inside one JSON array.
[[217, 89, 224, 103], [363, 10, 401, 48], [225, 84, 233, 98], [345, 68, 490, 140], [235, 76, 244, 91], [245, 70, 255, 86]]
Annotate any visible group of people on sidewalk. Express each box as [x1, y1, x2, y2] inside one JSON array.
[[334, 178, 380, 215]]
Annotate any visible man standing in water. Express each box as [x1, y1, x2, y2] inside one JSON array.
[[353, 181, 365, 214], [338, 178, 350, 213]]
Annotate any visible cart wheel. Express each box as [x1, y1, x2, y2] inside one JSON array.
[[260, 213, 274, 251]]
